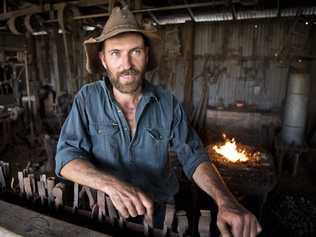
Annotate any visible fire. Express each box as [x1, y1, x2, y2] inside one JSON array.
[[212, 134, 250, 162]]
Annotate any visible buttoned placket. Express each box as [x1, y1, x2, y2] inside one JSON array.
[[107, 97, 149, 162], [103, 78, 156, 162]]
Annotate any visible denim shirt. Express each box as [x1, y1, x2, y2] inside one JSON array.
[[55, 78, 210, 202]]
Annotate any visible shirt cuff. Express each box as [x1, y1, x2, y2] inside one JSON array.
[[183, 154, 211, 179], [55, 150, 89, 179]]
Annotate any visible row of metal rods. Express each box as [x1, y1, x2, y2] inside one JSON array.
[[1, 161, 212, 237]]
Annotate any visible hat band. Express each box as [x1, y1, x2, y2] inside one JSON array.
[[103, 24, 142, 35]]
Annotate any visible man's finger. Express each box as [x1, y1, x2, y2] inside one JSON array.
[[250, 218, 257, 237], [217, 220, 232, 237], [122, 197, 138, 217], [242, 215, 250, 237], [129, 193, 146, 216], [137, 192, 154, 218], [111, 196, 129, 218], [231, 217, 243, 237]]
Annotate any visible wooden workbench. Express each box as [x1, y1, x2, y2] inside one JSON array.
[[0, 200, 111, 237]]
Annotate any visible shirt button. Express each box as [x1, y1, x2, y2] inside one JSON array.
[[97, 129, 101, 134]]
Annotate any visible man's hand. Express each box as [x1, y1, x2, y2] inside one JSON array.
[[106, 179, 154, 222], [192, 162, 262, 237], [217, 201, 262, 237], [60, 159, 153, 223]]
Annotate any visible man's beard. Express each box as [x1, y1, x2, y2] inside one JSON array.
[[107, 68, 144, 94]]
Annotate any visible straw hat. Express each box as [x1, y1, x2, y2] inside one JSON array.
[[84, 7, 161, 74]]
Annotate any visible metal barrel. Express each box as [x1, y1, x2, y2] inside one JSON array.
[[281, 73, 310, 145]]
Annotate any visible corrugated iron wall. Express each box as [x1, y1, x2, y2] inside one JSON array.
[[192, 19, 311, 111]]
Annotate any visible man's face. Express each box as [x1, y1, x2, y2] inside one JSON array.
[[99, 33, 148, 94]]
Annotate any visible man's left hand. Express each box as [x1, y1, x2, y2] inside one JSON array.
[[216, 201, 262, 237]]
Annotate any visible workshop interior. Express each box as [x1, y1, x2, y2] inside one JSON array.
[[1, 0, 316, 236]]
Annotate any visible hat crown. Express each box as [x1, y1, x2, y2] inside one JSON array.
[[83, 7, 161, 74], [102, 7, 141, 35]]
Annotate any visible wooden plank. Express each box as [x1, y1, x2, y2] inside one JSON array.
[[78, 0, 109, 7], [0, 200, 111, 237], [0, 226, 23, 237]]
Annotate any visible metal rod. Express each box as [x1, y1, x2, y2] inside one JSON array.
[[148, 11, 160, 25], [24, 51, 34, 139], [231, 4, 237, 20], [186, 8, 195, 22], [183, 0, 195, 22], [72, 0, 233, 20]]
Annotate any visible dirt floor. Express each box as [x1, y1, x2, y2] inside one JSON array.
[[261, 152, 316, 237]]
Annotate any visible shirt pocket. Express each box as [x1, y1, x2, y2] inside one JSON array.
[[88, 122, 119, 136], [88, 122, 120, 155], [142, 128, 171, 169], [145, 128, 170, 143]]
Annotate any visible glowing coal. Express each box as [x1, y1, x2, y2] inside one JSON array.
[[211, 134, 261, 163]]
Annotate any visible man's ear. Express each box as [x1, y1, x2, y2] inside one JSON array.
[[98, 51, 107, 70]]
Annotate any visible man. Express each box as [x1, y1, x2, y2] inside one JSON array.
[[55, 6, 262, 237]]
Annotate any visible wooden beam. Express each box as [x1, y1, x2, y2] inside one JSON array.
[[0, 200, 111, 237], [182, 22, 194, 115], [78, 0, 108, 7]]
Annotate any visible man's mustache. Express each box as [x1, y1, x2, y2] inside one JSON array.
[[119, 68, 140, 77]]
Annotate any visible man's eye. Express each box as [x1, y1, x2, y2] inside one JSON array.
[[110, 51, 120, 57], [131, 49, 141, 55]]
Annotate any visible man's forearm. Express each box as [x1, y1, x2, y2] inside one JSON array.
[[60, 159, 114, 194], [192, 161, 237, 206]]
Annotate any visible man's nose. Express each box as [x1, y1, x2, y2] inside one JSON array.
[[121, 54, 132, 70]]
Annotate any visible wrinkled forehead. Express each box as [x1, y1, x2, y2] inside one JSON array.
[[101, 32, 148, 51]]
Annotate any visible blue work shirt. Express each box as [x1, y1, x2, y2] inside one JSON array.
[[55, 78, 210, 202]]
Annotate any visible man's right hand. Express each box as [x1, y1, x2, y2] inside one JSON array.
[[106, 178, 154, 223], [60, 159, 154, 223]]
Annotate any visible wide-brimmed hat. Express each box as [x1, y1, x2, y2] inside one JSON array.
[[84, 7, 161, 74]]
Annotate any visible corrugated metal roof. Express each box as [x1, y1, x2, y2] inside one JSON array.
[[194, 11, 233, 22], [281, 7, 316, 17], [154, 7, 316, 24], [237, 9, 278, 20], [157, 13, 191, 25]]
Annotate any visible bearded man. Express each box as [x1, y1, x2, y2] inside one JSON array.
[[55, 6, 262, 237]]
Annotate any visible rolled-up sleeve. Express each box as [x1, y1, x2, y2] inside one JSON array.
[[55, 92, 91, 178], [170, 100, 210, 179]]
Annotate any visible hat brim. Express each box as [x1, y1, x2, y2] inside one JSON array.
[[84, 28, 161, 74]]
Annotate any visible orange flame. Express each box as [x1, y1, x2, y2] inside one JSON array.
[[212, 134, 250, 162]]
